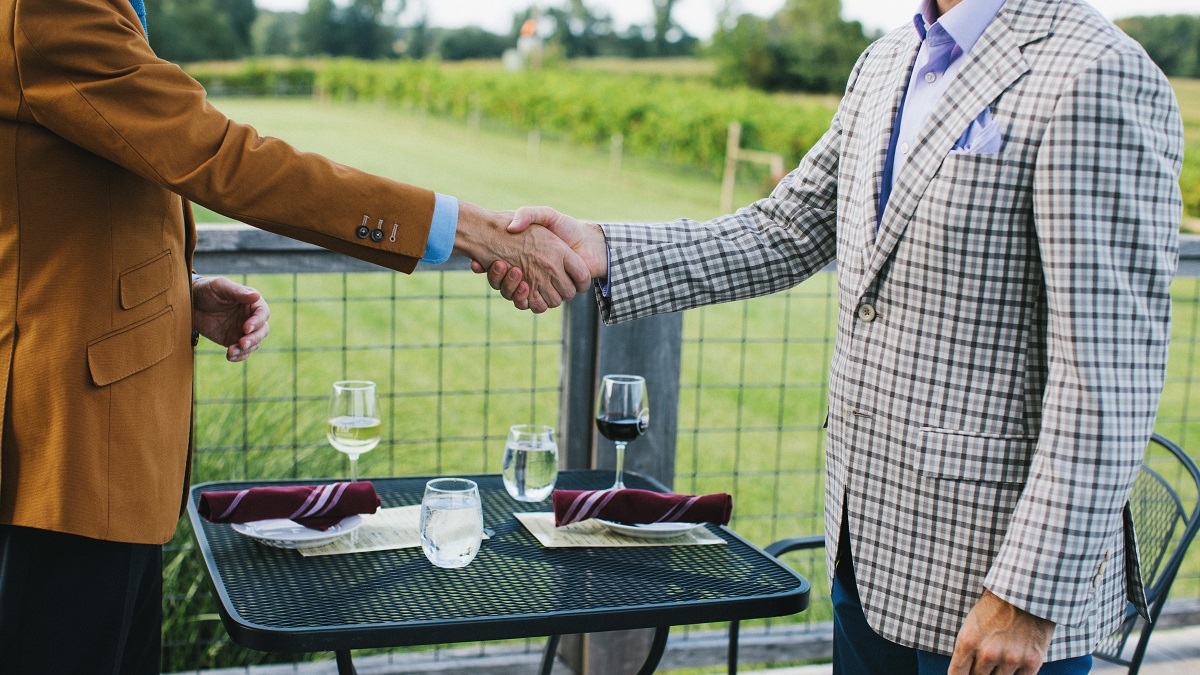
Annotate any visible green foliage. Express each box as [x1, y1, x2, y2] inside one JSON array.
[[508, 1, 697, 60], [651, 0, 681, 56], [146, 0, 256, 62], [309, 59, 837, 177], [1118, 15, 1200, 78], [188, 60, 317, 96], [299, 0, 401, 59], [1176, 78, 1200, 221], [251, 11, 304, 57], [710, 0, 873, 93], [436, 27, 512, 61]]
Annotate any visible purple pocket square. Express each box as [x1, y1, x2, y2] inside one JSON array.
[[951, 108, 1003, 155]]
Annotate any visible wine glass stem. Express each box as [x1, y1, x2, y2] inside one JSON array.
[[612, 442, 627, 490], [349, 456, 358, 482]]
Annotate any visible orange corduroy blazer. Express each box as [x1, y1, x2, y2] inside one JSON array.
[[0, 0, 438, 544]]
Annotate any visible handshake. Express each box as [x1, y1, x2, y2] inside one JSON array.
[[455, 202, 609, 313]]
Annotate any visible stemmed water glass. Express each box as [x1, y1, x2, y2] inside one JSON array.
[[595, 374, 649, 490], [326, 380, 381, 481]]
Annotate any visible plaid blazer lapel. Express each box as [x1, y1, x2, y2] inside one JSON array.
[[865, 35, 920, 237], [861, 4, 1047, 298]]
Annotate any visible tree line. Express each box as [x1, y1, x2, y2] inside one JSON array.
[[145, 0, 697, 64], [1117, 14, 1200, 78], [145, 0, 1198, 95]]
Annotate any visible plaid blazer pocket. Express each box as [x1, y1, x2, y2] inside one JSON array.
[[911, 428, 1036, 484]]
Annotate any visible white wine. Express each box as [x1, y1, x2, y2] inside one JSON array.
[[326, 415, 382, 457]]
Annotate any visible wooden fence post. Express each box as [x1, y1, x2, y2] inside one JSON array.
[[528, 129, 541, 159], [720, 121, 742, 214], [721, 121, 786, 214], [558, 291, 600, 471], [557, 307, 684, 674], [469, 92, 482, 136], [609, 133, 624, 177]]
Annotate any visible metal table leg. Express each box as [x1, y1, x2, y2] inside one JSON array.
[[636, 627, 670, 675], [728, 619, 740, 674], [335, 650, 358, 675], [540, 628, 668, 675], [540, 635, 562, 675]]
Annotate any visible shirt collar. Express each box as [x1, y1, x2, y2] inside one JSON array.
[[912, 0, 1007, 56]]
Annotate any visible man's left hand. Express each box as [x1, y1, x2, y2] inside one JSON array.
[[192, 276, 271, 362], [949, 589, 1055, 675]]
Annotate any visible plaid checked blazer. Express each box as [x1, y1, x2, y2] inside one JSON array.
[[598, 0, 1183, 660]]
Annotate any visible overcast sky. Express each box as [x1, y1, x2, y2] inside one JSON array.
[[254, 0, 1200, 36]]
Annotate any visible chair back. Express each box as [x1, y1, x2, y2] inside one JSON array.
[[1092, 433, 1200, 674]]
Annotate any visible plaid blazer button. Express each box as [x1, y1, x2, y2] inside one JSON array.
[[857, 303, 877, 323]]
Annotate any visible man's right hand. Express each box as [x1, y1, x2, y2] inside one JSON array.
[[469, 206, 609, 311]]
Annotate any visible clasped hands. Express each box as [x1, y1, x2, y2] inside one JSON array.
[[458, 203, 607, 312]]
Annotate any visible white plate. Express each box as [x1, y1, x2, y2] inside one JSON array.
[[231, 515, 363, 549], [596, 519, 706, 540]]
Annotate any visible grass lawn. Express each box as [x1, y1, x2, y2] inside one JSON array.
[[1172, 78, 1200, 220]]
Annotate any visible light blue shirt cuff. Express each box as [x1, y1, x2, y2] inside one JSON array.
[[596, 246, 612, 297], [420, 193, 458, 264]]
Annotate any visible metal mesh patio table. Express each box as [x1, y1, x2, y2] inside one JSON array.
[[187, 470, 810, 674]]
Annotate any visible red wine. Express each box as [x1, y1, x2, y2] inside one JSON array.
[[596, 416, 643, 442]]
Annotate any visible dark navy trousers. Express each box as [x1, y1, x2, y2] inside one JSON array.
[[0, 524, 162, 675], [831, 530, 1091, 675]]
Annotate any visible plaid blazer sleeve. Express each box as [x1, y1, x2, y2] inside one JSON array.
[[596, 77, 860, 324], [983, 48, 1182, 627]]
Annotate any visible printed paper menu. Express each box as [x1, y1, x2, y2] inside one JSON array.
[[514, 511, 725, 548]]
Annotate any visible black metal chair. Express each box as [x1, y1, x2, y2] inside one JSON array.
[[727, 433, 1200, 675], [1092, 433, 1200, 674], [727, 534, 825, 674]]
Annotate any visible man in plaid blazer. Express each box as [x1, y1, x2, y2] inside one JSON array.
[[483, 0, 1184, 672]]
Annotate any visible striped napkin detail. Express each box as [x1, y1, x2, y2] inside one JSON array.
[[552, 488, 731, 527], [199, 482, 380, 531]]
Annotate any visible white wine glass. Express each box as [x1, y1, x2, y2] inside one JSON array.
[[595, 374, 649, 490], [326, 380, 381, 481]]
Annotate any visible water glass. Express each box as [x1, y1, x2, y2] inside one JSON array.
[[419, 478, 484, 569], [502, 424, 559, 502]]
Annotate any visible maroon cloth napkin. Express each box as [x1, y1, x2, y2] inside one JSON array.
[[199, 482, 381, 531], [552, 488, 732, 527]]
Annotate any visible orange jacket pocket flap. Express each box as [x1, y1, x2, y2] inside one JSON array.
[[88, 307, 175, 386], [120, 250, 175, 310]]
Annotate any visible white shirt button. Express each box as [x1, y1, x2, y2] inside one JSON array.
[[900, 143, 910, 155], [925, 72, 936, 83]]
